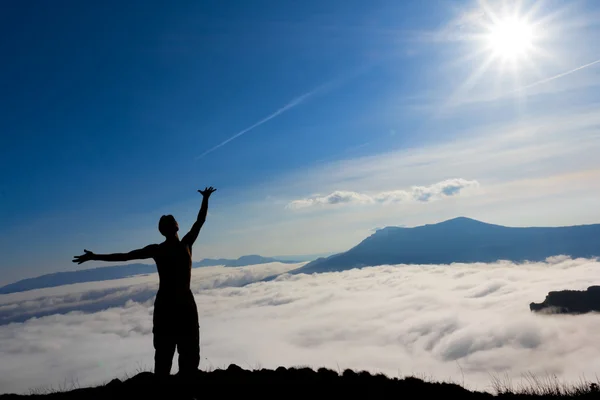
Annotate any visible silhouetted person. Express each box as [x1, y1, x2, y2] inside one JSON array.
[[73, 186, 217, 378]]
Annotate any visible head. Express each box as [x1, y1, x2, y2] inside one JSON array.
[[158, 214, 179, 238]]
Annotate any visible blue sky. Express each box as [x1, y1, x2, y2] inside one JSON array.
[[3, 0, 600, 285]]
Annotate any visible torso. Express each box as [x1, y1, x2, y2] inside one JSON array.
[[152, 239, 192, 301]]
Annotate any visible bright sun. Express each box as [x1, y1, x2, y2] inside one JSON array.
[[486, 17, 535, 61], [438, 0, 558, 111]]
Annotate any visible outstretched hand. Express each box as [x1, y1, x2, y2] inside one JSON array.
[[73, 249, 95, 264], [198, 186, 217, 197]]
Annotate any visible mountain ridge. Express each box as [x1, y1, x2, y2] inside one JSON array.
[[274, 217, 600, 276], [0, 255, 300, 295]]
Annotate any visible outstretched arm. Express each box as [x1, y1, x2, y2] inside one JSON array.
[[72, 245, 158, 264], [182, 186, 216, 247]]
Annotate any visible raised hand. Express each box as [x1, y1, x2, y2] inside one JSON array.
[[72, 249, 95, 264], [198, 186, 217, 197]]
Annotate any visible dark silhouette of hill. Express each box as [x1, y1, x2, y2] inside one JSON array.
[[276, 217, 600, 276], [530, 286, 600, 314], [0, 255, 299, 295], [0, 365, 491, 399], [4, 364, 600, 399]]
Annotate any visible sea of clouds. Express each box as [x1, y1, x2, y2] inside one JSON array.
[[2, 257, 600, 394]]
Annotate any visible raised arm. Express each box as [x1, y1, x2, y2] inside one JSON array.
[[182, 186, 216, 247], [72, 244, 158, 264]]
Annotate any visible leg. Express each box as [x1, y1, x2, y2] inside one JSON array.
[[153, 330, 176, 377], [177, 324, 200, 375], [177, 299, 200, 375]]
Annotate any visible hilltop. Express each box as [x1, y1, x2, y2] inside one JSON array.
[[3, 364, 600, 399]]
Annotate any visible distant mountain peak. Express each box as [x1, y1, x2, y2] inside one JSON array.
[[443, 216, 477, 222], [282, 217, 600, 276], [433, 216, 486, 225]]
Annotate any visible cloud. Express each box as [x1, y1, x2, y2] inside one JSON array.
[[266, 107, 600, 214], [3, 258, 600, 394], [286, 179, 480, 210], [0, 263, 301, 326]]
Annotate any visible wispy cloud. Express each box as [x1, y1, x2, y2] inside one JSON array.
[[286, 178, 480, 210]]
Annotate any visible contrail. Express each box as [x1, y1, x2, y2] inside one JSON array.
[[516, 58, 600, 93], [194, 64, 374, 160], [195, 87, 321, 160]]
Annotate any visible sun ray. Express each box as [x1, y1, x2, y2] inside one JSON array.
[[424, 0, 594, 118], [444, 46, 489, 70], [432, 0, 569, 113], [477, 0, 501, 26], [437, 54, 497, 114], [521, 0, 545, 22]]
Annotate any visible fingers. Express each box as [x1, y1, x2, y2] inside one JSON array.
[[198, 186, 217, 194], [72, 251, 89, 263]]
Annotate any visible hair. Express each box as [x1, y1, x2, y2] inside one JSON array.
[[158, 214, 177, 236]]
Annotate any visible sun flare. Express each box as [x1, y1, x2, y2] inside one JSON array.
[[486, 17, 535, 61], [436, 0, 561, 112]]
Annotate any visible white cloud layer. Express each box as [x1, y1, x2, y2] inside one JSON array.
[[2, 258, 600, 394], [286, 178, 480, 210]]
